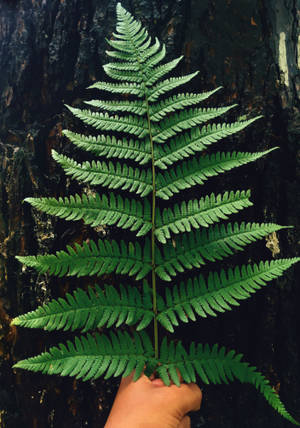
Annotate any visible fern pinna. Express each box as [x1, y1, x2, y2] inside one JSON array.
[[13, 3, 299, 424]]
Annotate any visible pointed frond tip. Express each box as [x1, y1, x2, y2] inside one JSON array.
[[155, 222, 290, 281], [155, 189, 253, 243], [65, 105, 150, 138], [154, 116, 263, 169], [149, 87, 223, 122], [12, 282, 154, 332], [13, 331, 154, 382], [157, 258, 300, 331], [62, 130, 151, 165], [51, 150, 153, 197], [153, 104, 237, 143], [25, 193, 152, 236], [156, 148, 278, 200], [16, 238, 152, 280]]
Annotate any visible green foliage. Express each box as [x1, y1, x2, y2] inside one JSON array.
[[13, 282, 154, 332], [13, 3, 299, 425]]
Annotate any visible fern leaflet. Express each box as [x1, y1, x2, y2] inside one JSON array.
[[157, 258, 300, 331], [17, 238, 152, 280], [13, 283, 154, 332]]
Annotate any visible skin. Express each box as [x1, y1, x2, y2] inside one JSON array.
[[105, 372, 202, 428]]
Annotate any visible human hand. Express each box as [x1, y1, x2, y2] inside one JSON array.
[[105, 371, 202, 428]]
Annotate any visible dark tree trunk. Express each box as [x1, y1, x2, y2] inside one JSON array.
[[0, 0, 299, 427]]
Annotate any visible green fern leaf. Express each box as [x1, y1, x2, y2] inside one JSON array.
[[66, 106, 150, 138], [105, 37, 136, 53], [114, 9, 145, 36], [139, 37, 163, 62], [149, 88, 222, 121], [156, 149, 276, 199], [100, 61, 139, 72], [153, 105, 236, 143], [143, 41, 166, 69], [103, 64, 143, 83], [155, 223, 287, 281], [52, 150, 152, 197], [115, 5, 150, 43], [88, 80, 143, 96], [155, 190, 253, 243], [155, 117, 262, 169], [157, 340, 299, 425], [16, 238, 152, 280], [62, 130, 151, 165], [113, 24, 149, 49], [25, 193, 152, 236], [145, 56, 184, 86], [84, 99, 147, 115], [12, 282, 154, 332], [157, 258, 300, 331], [13, 331, 154, 382], [148, 71, 199, 102]]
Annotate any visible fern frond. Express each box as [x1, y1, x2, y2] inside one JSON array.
[[139, 37, 162, 62], [155, 223, 287, 281], [13, 330, 154, 382], [157, 340, 299, 425], [145, 56, 183, 86], [105, 31, 149, 61], [12, 5, 300, 425], [105, 49, 137, 61], [16, 238, 152, 280], [103, 64, 143, 83], [66, 106, 150, 138], [113, 4, 165, 68], [156, 148, 276, 200], [62, 130, 151, 165], [153, 105, 236, 143], [112, 25, 148, 48], [107, 23, 150, 54], [109, 8, 164, 72], [88, 81, 143, 96], [150, 88, 222, 121], [25, 193, 152, 236], [155, 190, 253, 243], [157, 258, 300, 331], [155, 117, 262, 169], [101, 61, 140, 72], [52, 150, 152, 197], [143, 42, 166, 69], [115, 4, 148, 43], [84, 99, 147, 116], [13, 282, 154, 332], [105, 38, 136, 54], [148, 72, 199, 102]]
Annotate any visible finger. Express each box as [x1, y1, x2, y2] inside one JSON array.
[[178, 416, 191, 428], [119, 371, 150, 391], [151, 377, 165, 386], [177, 383, 202, 413], [118, 371, 135, 389]]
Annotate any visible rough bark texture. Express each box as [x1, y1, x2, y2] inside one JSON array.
[[0, 0, 299, 427]]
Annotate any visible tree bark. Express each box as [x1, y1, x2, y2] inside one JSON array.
[[0, 0, 299, 427]]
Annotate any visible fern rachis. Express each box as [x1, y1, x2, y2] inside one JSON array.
[[12, 3, 299, 425]]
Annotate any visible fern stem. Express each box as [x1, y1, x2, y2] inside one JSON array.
[[144, 90, 158, 359], [122, 11, 159, 359]]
